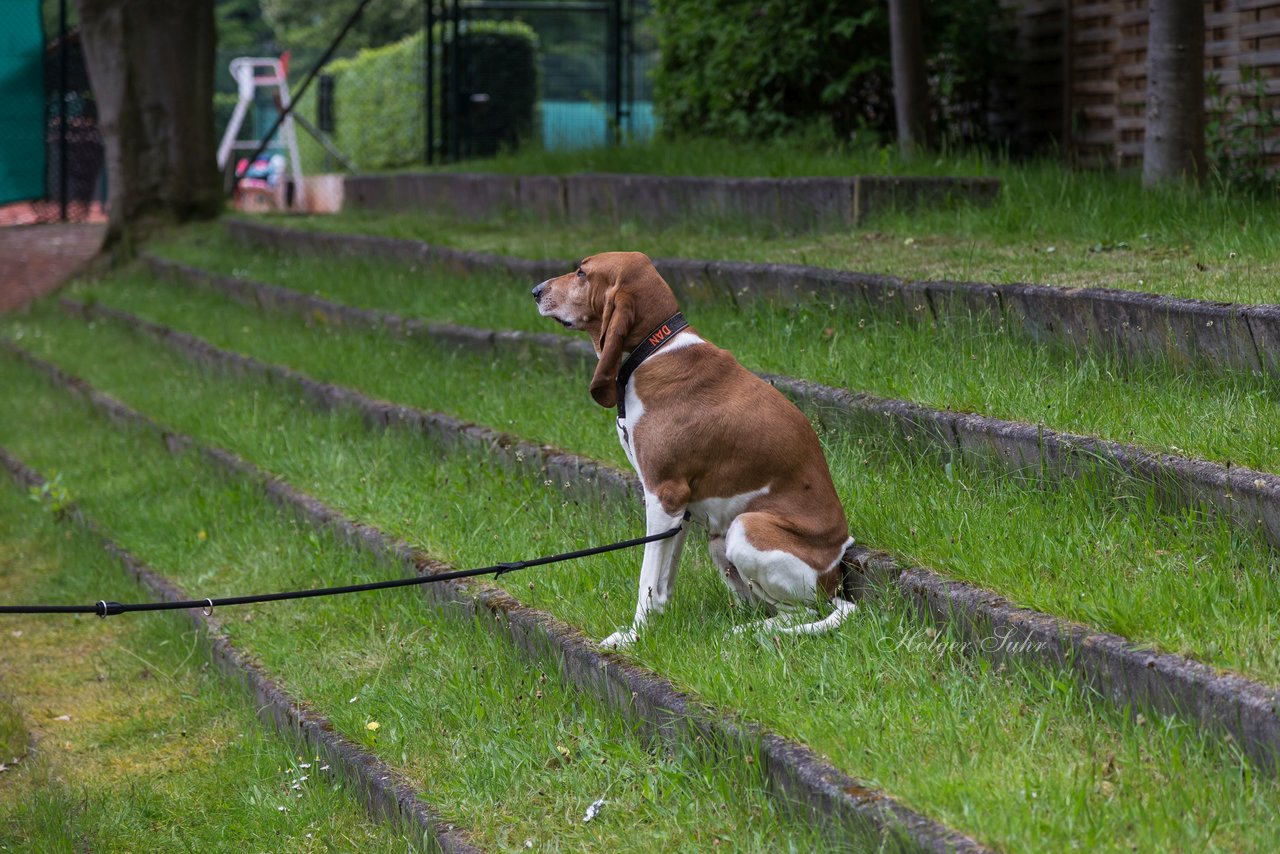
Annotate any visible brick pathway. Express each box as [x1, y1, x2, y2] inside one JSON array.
[[0, 223, 106, 314]]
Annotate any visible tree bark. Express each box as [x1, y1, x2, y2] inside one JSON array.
[[1143, 0, 1205, 187], [888, 0, 931, 154], [76, 0, 221, 256]]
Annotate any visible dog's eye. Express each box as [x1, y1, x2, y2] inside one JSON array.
[[576, 268, 586, 282]]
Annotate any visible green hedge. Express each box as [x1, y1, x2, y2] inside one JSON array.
[[296, 22, 538, 172], [651, 0, 1010, 144]]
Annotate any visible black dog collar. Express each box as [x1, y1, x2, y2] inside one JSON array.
[[615, 312, 689, 420]]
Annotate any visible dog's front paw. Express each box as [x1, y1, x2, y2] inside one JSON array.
[[600, 628, 638, 649]]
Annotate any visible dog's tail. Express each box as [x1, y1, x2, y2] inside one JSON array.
[[771, 598, 857, 636]]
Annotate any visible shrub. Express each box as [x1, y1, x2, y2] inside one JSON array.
[[1207, 67, 1279, 196], [651, 0, 1010, 145], [296, 21, 538, 171]]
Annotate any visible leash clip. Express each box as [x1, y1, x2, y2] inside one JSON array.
[[95, 601, 124, 618]]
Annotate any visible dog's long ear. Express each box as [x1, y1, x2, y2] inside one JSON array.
[[589, 286, 635, 408]]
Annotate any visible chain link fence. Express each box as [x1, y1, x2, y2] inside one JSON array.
[[215, 0, 657, 215], [0, 0, 105, 226]]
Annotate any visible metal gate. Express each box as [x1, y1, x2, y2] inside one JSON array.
[[425, 0, 646, 163]]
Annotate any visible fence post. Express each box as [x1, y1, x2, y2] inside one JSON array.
[[58, 0, 68, 222], [449, 0, 461, 161], [425, 0, 435, 165], [622, 0, 634, 138], [607, 0, 621, 145]]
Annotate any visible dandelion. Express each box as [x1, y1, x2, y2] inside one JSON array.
[[366, 721, 381, 732]]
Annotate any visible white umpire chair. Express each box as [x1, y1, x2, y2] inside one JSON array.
[[216, 56, 306, 211]]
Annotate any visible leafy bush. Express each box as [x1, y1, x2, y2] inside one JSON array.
[[1207, 68, 1279, 196], [261, 0, 421, 52], [927, 0, 1013, 147], [651, 0, 1010, 145], [297, 22, 537, 171]]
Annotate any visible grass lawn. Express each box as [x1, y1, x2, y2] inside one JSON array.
[[0, 481, 413, 852], [6, 306, 1280, 851], [7, 135, 1280, 847], [153, 232, 1280, 478], [251, 145, 1280, 305], [25, 272, 1280, 683], [0, 361, 822, 852]]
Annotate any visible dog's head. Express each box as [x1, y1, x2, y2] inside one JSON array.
[[532, 251, 679, 408]]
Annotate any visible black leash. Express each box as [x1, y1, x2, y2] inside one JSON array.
[[0, 516, 688, 619], [616, 312, 689, 420]]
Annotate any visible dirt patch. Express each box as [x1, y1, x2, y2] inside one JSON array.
[[0, 223, 105, 314]]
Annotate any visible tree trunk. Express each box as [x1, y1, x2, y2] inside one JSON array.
[[1143, 0, 1205, 187], [888, 0, 931, 154], [76, 0, 221, 256]]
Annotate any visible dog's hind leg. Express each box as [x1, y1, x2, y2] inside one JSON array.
[[709, 534, 757, 605], [725, 511, 855, 637]]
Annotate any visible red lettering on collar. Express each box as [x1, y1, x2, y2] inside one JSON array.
[[648, 324, 672, 346]]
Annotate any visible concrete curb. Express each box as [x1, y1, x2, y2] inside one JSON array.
[[7, 342, 988, 854], [143, 253, 1280, 555], [341, 172, 1001, 235], [223, 218, 1280, 381], [43, 303, 1280, 773], [0, 445, 479, 854]]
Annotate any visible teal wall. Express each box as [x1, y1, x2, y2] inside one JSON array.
[[0, 0, 46, 205], [540, 100, 656, 150]]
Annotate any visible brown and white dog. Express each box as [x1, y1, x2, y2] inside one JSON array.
[[532, 251, 855, 647]]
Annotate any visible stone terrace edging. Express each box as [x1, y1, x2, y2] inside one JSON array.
[[0, 447, 478, 854], [142, 253, 1280, 558], [7, 343, 988, 854], [342, 172, 1001, 235], [48, 303, 1280, 774], [224, 218, 1280, 381]]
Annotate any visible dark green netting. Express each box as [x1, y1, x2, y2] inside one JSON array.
[[0, 0, 46, 205]]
